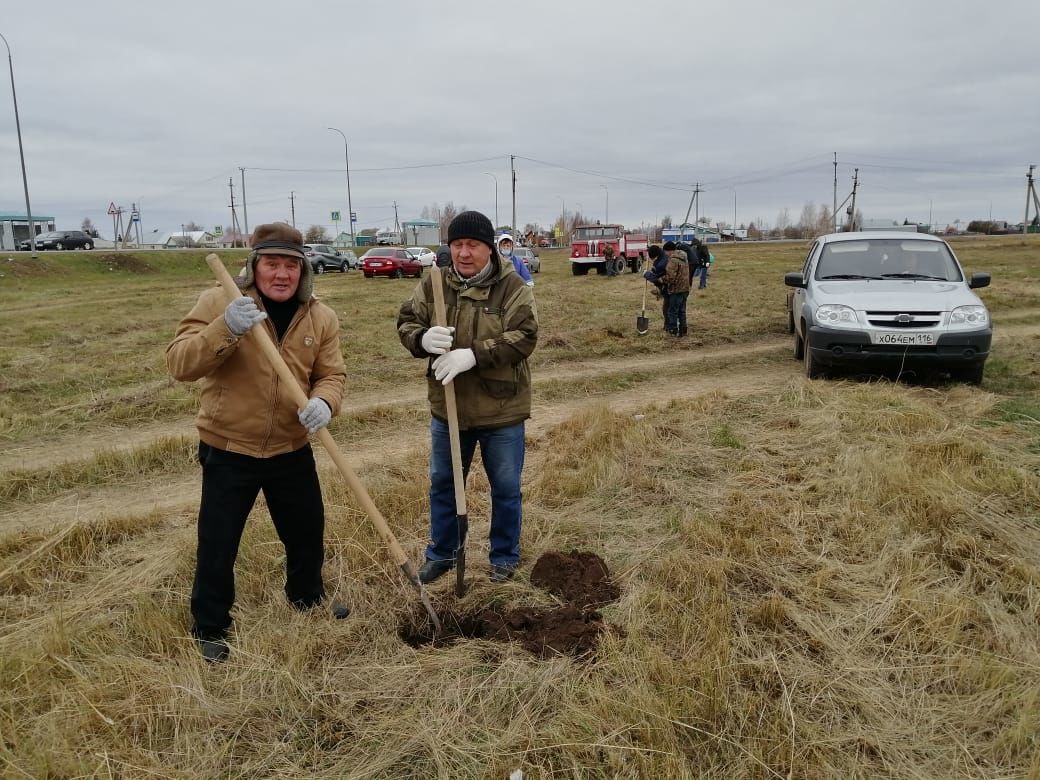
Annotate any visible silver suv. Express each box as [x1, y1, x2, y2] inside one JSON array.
[[784, 232, 991, 384]]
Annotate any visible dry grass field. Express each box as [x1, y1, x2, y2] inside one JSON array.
[[1, 237, 1038, 778]]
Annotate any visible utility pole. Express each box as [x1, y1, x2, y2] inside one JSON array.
[[239, 167, 249, 240], [392, 201, 400, 233], [228, 177, 242, 246], [832, 152, 838, 233], [1024, 165, 1038, 234], [290, 191, 296, 228], [694, 182, 701, 233], [511, 155, 517, 238], [1, 32, 36, 257], [847, 169, 859, 231]]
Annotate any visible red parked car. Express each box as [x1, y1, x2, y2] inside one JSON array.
[[360, 247, 424, 278]]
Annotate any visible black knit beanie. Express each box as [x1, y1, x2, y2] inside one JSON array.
[[662, 240, 677, 251], [447, 211, 495, 252]]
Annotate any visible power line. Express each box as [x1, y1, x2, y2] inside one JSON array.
[[244, 155, 505, 175]]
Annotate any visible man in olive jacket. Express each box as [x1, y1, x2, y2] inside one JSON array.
[[397, 211, 538, 584], [167, 223, 347, 662]]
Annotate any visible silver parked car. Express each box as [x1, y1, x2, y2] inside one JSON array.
[[304, 244, 358, 273], [513, 247, 540, 273], [785, 232, 991, 383]]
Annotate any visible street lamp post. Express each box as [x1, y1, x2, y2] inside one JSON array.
[[327, 127, 355, 247], [1, 31, 35, 257], [555, 195, 566, 245], [600, 184, 609, 223], [484, 172, 498, 227]]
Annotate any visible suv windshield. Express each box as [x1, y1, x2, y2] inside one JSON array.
[[816, 239, 961, 282]]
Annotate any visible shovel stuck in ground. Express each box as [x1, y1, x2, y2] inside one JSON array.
[[636, 277, 650, 335], [429, 263, 468, 597], [205, 254, 442, 632]]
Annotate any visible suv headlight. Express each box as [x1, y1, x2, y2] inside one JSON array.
[[949, 305, 988, 329], [815, 304, 859, 329]]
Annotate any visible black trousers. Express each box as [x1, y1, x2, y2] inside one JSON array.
[[191, 442, 326, 640]]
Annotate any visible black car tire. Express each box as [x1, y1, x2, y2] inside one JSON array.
[[803, 341, 824, 379], [315, 262, 325, 274], [393, 268, 404, 279], [339, 262, 347, 273], [793, 325, 804, 360], [84, 241, 94, 250], [56, 242, 65, 250], [953, 363, 984, 386]]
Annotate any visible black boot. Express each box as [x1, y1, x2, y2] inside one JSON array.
[[197, 636, 229, 663], [418, 558, 454, 584]]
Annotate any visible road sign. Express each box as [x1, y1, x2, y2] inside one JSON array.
[[350, 212, 357, 222], [214, 226, 224, 235], [130, 214, 140, 223], [331, 211, 341, 222], [107, 202, 117, 215]]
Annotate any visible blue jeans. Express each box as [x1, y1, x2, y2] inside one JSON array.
[[696, 264, 709, 289], [665, 291, 689, 335], [427, 418, 525, 567]]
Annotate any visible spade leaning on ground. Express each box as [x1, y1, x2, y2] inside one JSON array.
[[397, 211, 539, 585], [166, 223, 348, 663]]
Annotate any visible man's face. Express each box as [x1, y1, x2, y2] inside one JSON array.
[[451, 238, 492, 277], [255, 254, 301, 302], [498, 239, 513, 255]]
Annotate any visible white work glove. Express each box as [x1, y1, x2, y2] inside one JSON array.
[[421, 325, 455, 355], [432, 348, 476, 385], [298, 398, 332, 434], [224, 296, 267, 336]]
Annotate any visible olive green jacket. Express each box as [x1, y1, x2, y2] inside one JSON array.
[[397, 259, 538, 430]]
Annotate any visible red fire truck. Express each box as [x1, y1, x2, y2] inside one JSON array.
[[569, 224, 648, 276]]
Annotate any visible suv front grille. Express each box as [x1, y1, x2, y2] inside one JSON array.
[[865, 310, 942, 328]]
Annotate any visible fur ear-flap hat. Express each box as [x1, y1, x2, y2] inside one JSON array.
[[238, 222, 313, 302]]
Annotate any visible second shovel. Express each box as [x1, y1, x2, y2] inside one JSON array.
[[429, 264, 469, 596]]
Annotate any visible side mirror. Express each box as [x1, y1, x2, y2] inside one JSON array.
[[784, 272, 807, 288], [968, 272, 991, 289]]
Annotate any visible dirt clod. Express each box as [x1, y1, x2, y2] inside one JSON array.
[[530, 550, 620, 608]]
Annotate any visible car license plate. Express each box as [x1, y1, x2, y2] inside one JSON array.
[[370, 261, 383, 267], [871, 331, 936, 346]]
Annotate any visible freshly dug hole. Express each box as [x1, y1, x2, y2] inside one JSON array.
[[399, 605, 614, 659], [400, 549, 623, 657]]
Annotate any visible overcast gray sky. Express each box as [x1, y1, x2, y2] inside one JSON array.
[[2, 0, 1037, 239]]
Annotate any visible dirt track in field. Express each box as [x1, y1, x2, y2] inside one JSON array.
[[3, 317, 1034, 537], [0, 340, 792, 535]]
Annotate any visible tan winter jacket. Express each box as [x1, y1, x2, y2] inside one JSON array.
[[166, 286, 346, 458], [397, 259, 537, 430]]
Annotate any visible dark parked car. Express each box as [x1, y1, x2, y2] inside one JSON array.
[[360, 247, 423, 278], [304, 244, 357, 273], [19, 230, 95, 251]]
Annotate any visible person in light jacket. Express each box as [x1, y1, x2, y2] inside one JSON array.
[[166, 223, 348, 662]]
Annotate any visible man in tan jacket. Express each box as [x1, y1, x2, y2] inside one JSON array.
[[167, 223, 347, 662]]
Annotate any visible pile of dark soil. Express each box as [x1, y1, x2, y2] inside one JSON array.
[[530, 549, 621, 608], [400, 551, 621, 659]]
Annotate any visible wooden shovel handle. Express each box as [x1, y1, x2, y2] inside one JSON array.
[[429, 264, 467, 516], [205, 254, 410, 567]]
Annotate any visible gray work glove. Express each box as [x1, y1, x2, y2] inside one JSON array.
[[421, 325, 454, 355], [298, 398, 332, 434], [224, 296, 267, 336], [432, 348, 476, 385]]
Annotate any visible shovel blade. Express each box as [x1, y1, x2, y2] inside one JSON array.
[[636, 316, 649, 335]]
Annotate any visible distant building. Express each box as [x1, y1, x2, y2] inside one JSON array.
[[401, 219, 439, 246], [0, 213, 56, 250], [662, 224, 721, 244], [138, 230, 217, 248]]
